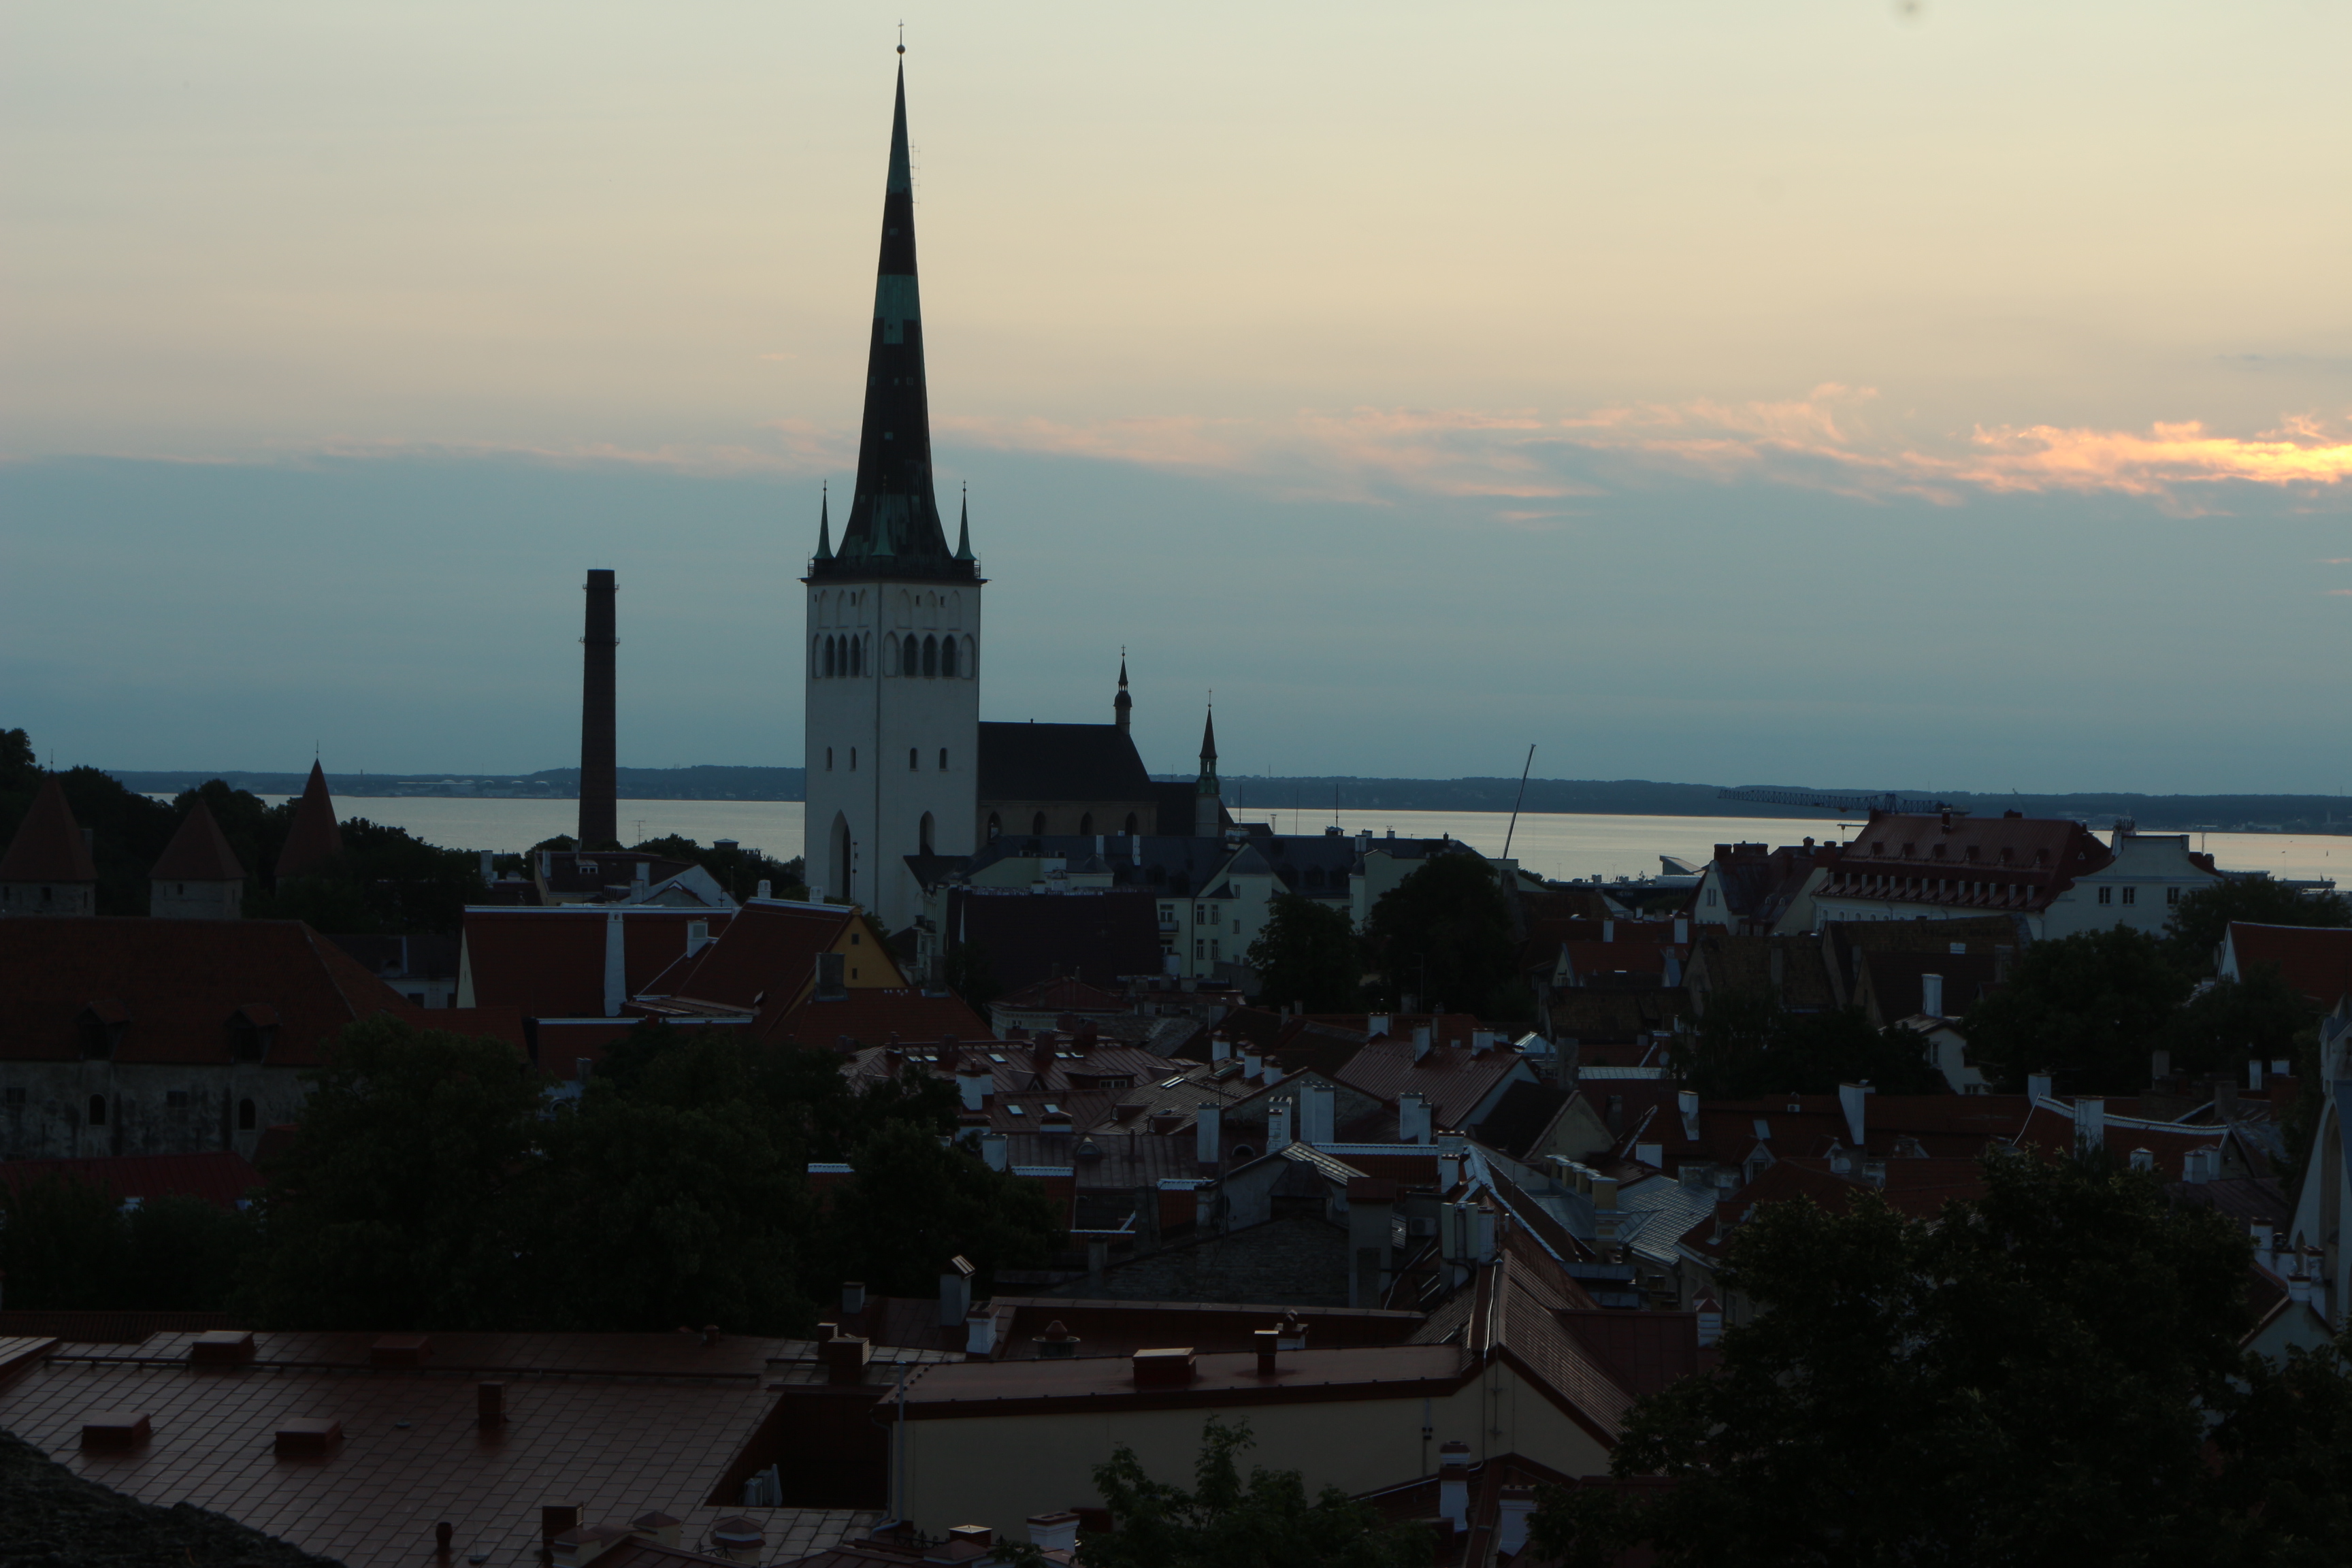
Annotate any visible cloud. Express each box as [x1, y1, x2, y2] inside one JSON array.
[[950, 391, 2352, 514]]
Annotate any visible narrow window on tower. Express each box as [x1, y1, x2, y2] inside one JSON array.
[[812, 636, 823, 675], [851, 637, 862, 676], [940, 637, 957, 677], [850, 749, 858, 771], [909, 748, 919, 771], [938, 748, 949, 770], [922, 635, 938, 677], [827, 748, 834, 771], [962, 636, 975, 678], [825, 638, 838, 677]]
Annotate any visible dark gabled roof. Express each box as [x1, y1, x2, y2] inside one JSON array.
[[459, 907, 735, 1018], [2223, 922, 2352, 1009], [0, 777, 96, 884], [977, 722, 1155, 804], [1476, 1081, 1573, 1161], [0, 917, 419, 1065], [945, 889, 1163, 994], [150, 798, 246, 883], [275, 762, 343, 880]]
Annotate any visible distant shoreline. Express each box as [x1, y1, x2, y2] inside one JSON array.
[[108, 766, 2352, 836]]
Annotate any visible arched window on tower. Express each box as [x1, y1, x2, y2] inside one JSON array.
[[938, 748, 949, 770], [939, 637, 957, 678], [1079, 813, 1094, 835], [962, 636, 976, 678], [1032, 812, 1047, 836], [824, 638, 838, 677], [826, 747, 834, 771], [909, 747, 919, 771], [850, 748, 858, 770], [1124, 813, 1139, 835], [921, 635, 938, 677], [850, 636, 862, 676], [812, 636, 823, 674], [919, 811, 936, 855]]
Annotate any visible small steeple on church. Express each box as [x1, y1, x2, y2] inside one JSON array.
[[803, 57, 1230, 933]]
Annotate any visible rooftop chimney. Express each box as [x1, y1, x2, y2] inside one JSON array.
[[1838, 1082, 1872, 1148], [1026, 1515, 1080, 1554], [1399, 1091, 1433, 1145], [2074, 1096, 2105, 1153], [1267, 1100, 1293, 1152], [938, 1254, 976, 1326], [578, 569, 618, 849], [981, 1131, 1009, 1171], [1438, 1440, 1471, 1529], [1497, 1488, 1537, 1556], [1195, 1104, 1222, 1170], [1254, 1327, 1280, 1377], [965, 1311, 997, 1356], [1678, 1088, 1700, 1141], [1921, 973, 1944, 1019], [1301, 1081, 1337, 1146], [840, 1281, 866, 1314], [1130, 1347, 1196, 1387], [2027, 1071, 2053, 1105]]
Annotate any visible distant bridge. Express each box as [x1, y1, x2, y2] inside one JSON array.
[[1717, 786, 1967, 817]]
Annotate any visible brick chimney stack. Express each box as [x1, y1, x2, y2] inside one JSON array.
[[578, 569, 619, 849]]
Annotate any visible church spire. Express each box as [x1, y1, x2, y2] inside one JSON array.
[[954, 485, 974, 561], [812, 57, 969, 581], [814, 485, 833, 561], [1113, 652, 1132, 732], [1192, 706, 1222, 838]]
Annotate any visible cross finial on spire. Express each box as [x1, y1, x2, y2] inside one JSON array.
[[897, 21, 904, 54]]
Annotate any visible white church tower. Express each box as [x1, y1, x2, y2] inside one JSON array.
[[803, 56, 982, 933]]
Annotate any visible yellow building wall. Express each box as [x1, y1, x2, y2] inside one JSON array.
[[894, 1362, 1611, 1537]]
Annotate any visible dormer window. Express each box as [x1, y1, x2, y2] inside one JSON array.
[[77, 1000, 130, 1060], [229, 1004, 280, 1064]]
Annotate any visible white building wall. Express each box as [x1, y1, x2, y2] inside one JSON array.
[[804, 578, 981, 932]]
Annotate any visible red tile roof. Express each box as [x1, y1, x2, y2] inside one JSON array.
[[2223, 922, 2352, 1009], [1816, 811, 2111, 913], [764, 988, 987, 1051], [1333, 1038, 1529, 1130], [654, 902, 854, 1010], [460, 907, 734, 1018], [993, 976, 1126, 1015], [150, 798, 246, 883], [0, 917, 419, 1065], [274, 761, 343, 880], [0, 1151, 263, 1210], [0, 777, 97, 883], [0, 1330, 878, 1567]]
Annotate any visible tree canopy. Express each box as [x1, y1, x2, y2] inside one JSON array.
[[0, 1175, 257, 1312], [240, 1016, 1043, 1332], [1960, 924, 2194, 1093], [1530, 1149, 2352, 1568], [1676, 991, 1945, 1098], [1361, 851, 1526, 1017], [996, 1418, 1427, 1568], [2163, 877, 2351, 975], [1246, 894, 1365, 1013]]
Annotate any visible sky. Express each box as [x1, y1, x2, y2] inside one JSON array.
[[4, 1, 2350, 794]]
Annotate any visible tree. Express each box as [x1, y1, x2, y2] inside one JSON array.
[[250, 1017, 547, 1328], [1677, 992, 1945, 1098], [0, 1172, 132, 1310], [0, 1177, 257, 1312], [2165, 877, 2351, 975], [631, 834, 806, 902], [1245, 894, 1365, 1013], [942, 938, 1002, 1014], [1528, 1149, 2352, 1568], [1962, 925, 2191, 1093], [534, 1042, 817, 1333], [2159, 966, 2318, 1081], [998, 1418, 1427, 1568], [250, 815, 485, 934], [819, 1120, 1064, 1298], [1361, 851, 1523, 1017]]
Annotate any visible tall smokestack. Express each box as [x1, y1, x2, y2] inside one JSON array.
[[579, 569, 618, 849]]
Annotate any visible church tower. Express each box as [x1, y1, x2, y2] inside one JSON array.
[[804, 55, 982, 932]]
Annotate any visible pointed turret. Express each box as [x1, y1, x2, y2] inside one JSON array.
[[1193, 709, 1223, 838], [0, 775, 99, 916], [808, 60, 973, 583], [276, 761, 344, 881], [1113, 657, 1132, 733], [150, 796, 247, 919], [954, 487, 974, 562], [814, 486, 834, 561]]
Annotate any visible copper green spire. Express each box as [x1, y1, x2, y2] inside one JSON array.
[[810, 58, 970, 582]]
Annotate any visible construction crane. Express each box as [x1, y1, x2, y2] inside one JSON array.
[[1716, 786, 1966, 817]]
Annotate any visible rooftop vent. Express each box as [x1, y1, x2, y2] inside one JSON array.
[[1034, 1320, 1080, 1358], [273, 1417, 342, 1458], [80, 1410, 151, 1452], [188, 1330, 255, 1369], [1131, 1347, 1197, 1387], [370, 1333, 430, 1370]]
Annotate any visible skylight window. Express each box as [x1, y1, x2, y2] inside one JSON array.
[[989, 1053, 1007, 1063], [1752, 1118, 1772, 1140], [1007, 1105, 1026, 1115], [1160, 1075, 1188, 1088]]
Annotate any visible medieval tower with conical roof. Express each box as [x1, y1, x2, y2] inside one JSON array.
[[804, 56, 983, 930]]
